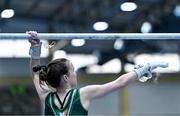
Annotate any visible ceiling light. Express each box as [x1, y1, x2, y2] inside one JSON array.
[[120, 2, 137, 12], [141, 21, 152, 33], [93, 21, 109, 31], [1, 9, 15, 18], [71, 39, 86, 47]]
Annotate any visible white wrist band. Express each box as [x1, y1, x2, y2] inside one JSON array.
[[134, 65, 151, 82], [29, 42, 42, 59]]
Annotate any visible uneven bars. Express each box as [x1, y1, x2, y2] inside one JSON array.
[[0, 33, 180, 40]]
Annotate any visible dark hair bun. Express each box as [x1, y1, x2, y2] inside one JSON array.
[[39, 70, 47, 81], [32, 65, 42, 72], [32, 65, 48, 82], [33, 65, 48, 72]]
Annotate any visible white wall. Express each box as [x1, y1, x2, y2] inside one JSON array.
[[128, 82, 180, 115]]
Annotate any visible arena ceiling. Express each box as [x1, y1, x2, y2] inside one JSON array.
[[0, 0, 179, 32], [0, 0, 180, 65]]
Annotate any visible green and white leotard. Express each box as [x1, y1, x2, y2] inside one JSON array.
[[44, 88, 88, 116]]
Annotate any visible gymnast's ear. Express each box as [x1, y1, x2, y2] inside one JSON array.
[[63, 74, 69, 82]]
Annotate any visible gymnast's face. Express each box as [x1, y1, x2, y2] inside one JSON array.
[[66, 61, 77, 87]]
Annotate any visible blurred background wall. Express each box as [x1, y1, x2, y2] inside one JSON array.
[[0, 0, 180, 115]]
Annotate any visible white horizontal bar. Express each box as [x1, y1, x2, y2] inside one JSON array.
[[0, 33, 180, 40]]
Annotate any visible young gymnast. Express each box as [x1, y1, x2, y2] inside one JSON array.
[[28, 31, 168, 115]]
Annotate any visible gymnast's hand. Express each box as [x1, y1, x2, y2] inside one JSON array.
[[27, 31, 40, 45], [27, 31, 42, 59], [134, 62, 168, 82]]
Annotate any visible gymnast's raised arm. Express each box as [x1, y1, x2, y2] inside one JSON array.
[[28, 31, 50, 101]]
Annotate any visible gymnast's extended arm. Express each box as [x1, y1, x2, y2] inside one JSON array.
[[80, 62, 168, 110]]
